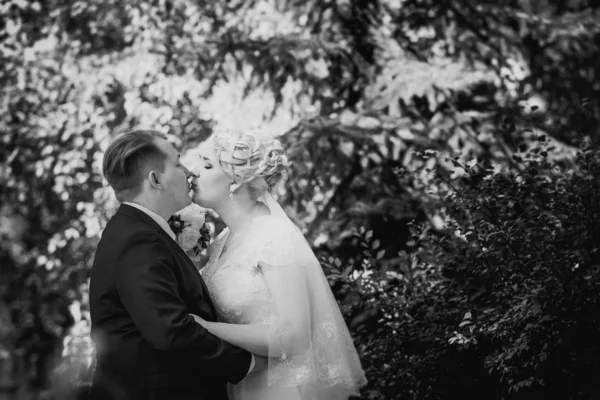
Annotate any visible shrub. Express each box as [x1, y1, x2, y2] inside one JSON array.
[[325, 139, 600, 399]]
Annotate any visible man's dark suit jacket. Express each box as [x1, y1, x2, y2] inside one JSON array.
[[89, 204, 251, 400]]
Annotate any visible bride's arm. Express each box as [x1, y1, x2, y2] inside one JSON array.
[[192, 259, 311, 358], [191, 318, 271, 356]]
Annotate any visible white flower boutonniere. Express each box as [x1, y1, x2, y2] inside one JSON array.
[[168, 204, 214, 264]]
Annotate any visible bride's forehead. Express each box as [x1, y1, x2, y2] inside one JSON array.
[[198, 140, 216, 158]]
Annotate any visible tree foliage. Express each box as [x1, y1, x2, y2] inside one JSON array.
[[1, 0, 599, 399]]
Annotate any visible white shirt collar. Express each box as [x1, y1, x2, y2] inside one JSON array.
[[123, 202, 176, 241]]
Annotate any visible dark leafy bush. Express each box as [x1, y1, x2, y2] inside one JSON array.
[[325, 139, 600, 400]]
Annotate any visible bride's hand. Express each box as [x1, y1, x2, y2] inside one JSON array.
[[189, 313, 209, 328]]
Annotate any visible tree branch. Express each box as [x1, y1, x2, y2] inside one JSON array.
[[306, 157, 362, 240]]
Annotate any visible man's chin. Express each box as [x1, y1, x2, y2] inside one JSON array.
[[177, 196, 192, 210]]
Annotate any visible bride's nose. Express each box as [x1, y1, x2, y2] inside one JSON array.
[[183, 165, 194, 179]]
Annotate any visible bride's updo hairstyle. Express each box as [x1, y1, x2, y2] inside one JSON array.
[[211, 130, 290, 199]]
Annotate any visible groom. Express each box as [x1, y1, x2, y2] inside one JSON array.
[[89, 130, 261, 400]]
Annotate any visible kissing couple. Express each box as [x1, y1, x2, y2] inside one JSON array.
[[88, 129, 366, 400]]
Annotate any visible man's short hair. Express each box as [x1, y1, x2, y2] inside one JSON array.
[[102, 130, 168, 202]]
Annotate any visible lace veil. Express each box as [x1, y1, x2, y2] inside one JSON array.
[[254, 191, 367, 399]]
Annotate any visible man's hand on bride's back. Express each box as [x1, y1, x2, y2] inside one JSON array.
[[252, 355, 268, 373]]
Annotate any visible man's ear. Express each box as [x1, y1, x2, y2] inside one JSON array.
[[148, 170, 162, 190]]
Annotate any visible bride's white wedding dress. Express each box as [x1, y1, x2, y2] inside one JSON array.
[[200, 193, 366, 400]]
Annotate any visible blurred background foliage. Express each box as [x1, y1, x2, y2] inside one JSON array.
[[1, 0, 599, 399]]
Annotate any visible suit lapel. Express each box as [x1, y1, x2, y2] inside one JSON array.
[[165, 240, 212, 288], [115, 204, 217, 318]]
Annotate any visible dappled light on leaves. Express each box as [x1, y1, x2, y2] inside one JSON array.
[[1, 0, 600, 398]]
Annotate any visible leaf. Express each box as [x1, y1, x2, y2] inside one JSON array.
[[365, 230, 373, 240], [376, 249, 386, 260], [356, 116, 381, 129], [372, 239, 380, 250], [450, 159, 463, 168]]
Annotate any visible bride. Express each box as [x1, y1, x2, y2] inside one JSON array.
[[189, 130, 366, 400]]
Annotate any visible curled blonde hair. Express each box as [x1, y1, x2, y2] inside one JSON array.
[[211, 130, 290, 198]]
